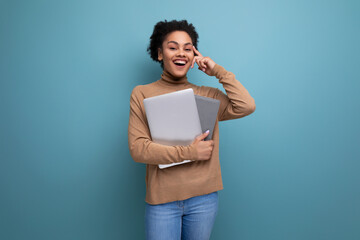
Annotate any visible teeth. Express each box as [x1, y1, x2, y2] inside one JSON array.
[[174, 60, 187, 65]]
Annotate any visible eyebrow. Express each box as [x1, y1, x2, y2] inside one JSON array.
[[167, 41, 193, 46]]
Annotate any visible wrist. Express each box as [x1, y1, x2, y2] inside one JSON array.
[[210, 64, 227, 78], [187, 143, 199, 160]]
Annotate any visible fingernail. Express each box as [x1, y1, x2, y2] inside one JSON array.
[[202, 68, 205, 72], [205, 130, 210, 133]]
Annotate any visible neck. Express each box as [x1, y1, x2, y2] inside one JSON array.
[[160, 69, 188, 85]]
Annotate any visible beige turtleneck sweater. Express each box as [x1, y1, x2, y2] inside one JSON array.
[[128, 64, 255, 204]]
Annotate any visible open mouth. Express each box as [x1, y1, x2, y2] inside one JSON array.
[[173, 59, 187, 67]]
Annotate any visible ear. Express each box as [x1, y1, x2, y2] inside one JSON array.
[[158, 48, 163, 61]]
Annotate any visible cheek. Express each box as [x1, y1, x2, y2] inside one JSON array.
[[163, 51, 174, 61], [189, 55, 195, 63]]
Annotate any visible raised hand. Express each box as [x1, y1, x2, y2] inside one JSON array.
[[191, 46, 216, 76]]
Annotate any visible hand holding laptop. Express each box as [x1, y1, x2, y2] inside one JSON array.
[[191, 130, 214, 161]]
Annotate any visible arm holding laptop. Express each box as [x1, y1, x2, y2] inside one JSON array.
[[128, 87, 214, 165]]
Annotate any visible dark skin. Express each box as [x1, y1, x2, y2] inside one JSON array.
[[158, 31, 217, 77]]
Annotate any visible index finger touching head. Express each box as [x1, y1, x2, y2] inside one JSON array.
[[193, 45, 202, 57]]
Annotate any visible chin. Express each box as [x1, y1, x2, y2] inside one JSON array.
[[171, 68, 190, 78], [173, 72, 186, 78]]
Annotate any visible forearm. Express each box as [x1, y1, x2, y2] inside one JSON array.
[[128, 136, 198, 165], [211, 64, 256, 120]]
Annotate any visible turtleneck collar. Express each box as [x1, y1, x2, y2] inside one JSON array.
[[159, 69, 188, 85]]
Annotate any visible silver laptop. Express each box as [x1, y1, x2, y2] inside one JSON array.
[[143, 88, 202, 169]]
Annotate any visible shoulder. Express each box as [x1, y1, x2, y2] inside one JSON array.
[[131, 82, 158, 96]]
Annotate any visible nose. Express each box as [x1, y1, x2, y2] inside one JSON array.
[[176, 49, 186, 57]]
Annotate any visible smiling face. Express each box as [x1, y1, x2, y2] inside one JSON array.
[[158, 31, 195, 78]]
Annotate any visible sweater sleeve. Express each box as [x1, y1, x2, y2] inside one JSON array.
[[210, 64, 256, 121], [128, 86, 198, 165]]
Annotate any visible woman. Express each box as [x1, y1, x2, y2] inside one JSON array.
[[128, 20, 255, 240]]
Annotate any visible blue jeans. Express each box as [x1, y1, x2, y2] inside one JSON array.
[[145, 191, 219, 240]]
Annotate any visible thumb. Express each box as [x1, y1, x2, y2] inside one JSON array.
[[196, 130, 210, 142]]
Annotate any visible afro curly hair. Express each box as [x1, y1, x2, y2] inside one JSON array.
[[147, 19, 199, 68]]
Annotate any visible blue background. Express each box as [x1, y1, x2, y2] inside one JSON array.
[[1, 0, 359, 239]]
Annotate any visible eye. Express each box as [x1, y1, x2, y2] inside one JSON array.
[[185, 49, 192, 51], [170, 47, 176, 50]]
